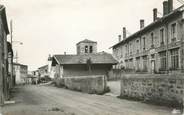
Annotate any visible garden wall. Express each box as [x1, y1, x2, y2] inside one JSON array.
[[120, 74, 184, 107], [54, 75, 107, 94]]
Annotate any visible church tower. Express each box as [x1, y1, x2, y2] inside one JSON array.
[[76, 39, 97, 55]]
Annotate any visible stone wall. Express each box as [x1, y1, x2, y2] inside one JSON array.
[[54, 75, 107, 94], [120, 74, 184, 107], [54, 77, 65, 88], [108, 69, 135, 81]]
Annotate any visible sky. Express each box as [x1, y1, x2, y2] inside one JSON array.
[[1, 0, 182, 71]]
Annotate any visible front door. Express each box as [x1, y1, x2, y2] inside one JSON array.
[[151, 60, 155, 74]]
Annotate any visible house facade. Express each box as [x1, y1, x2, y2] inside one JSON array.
[[31, 70, 40, 84], [112, 0, 184, 74], [38, 65, 52, 82], [0, 5, 11, 105], [7, 42, 14, 86], [38, 65, 48, 78], [13, 63, 28, 84]]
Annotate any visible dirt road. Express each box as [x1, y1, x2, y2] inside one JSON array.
[[1, 85, 173, 115]]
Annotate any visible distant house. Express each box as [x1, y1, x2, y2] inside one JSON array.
[[38, 65, 52, 82], [13, 63, 28, 84], [26, 74, 37, 84], [51, 52, 117, 78], [38, 65, 48, 78], [32, 69, 39, 76], [31, 70, 40, 84]]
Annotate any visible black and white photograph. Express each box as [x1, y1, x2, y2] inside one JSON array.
[[0, 0, 184, 115]]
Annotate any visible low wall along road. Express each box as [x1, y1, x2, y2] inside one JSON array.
[[120, 74, 184, 108], [54, 75, 107, 94]]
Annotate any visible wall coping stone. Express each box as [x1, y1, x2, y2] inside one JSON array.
[[63, 75, 105, 79], [121, 74, 184, 79]]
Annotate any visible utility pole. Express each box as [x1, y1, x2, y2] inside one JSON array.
[[15, 51, 18, 63], [10, 20, 14, 87]]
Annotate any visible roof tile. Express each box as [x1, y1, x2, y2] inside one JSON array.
[[54, 52, 117, 65]]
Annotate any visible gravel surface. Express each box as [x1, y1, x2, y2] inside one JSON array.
[[1, 85, 173, 115]]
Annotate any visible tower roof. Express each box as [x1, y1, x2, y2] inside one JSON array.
[[77, 39, 97, 45]]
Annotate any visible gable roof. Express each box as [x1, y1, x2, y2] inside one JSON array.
[[111, 5, 184, 49], [53, 52, 117, 65], [38, 65, 48, 70], [13, 63, 28, 68], [77, 39, 97, 45]]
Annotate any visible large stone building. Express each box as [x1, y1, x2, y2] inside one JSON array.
[[112, 0, 184, 74]]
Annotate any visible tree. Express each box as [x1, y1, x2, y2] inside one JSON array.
[[86, 58, 92, 74]]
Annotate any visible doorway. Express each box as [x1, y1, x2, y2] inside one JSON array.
[[151, 60, 155, 74]]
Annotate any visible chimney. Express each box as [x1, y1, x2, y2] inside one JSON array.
[[163, 1, 168, 16], [140, 19, 144, 29], [153, 8, 157, 22], [118, 35, 121, 42], [123, 27, 126, 40], [48, 54, 52, 61], [168, 0, 173, 13]]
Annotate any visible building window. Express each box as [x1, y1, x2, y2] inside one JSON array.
[[77, 46, 80, 54], [116, 49, 118, 58], [89, 46, 93, 53], [136, 57, 140, 71], [159, 51, 166, 70], [113, 49, 116, 57], [129, 43, 132, 55], [160, 28, 164, 45], [125, 60, 128, 69], [171, 23, 176, 42], [85, 45, 88, 53], [118, 48, 121, 59], [125, 45, 128, 56], [129, 59, 133, 69], [170, 49, 179, 69], [136, 40, 139, 53], [45, 69, 48, 73], [143, 37, 146, 50], [121, 46, 123, 58], [151, 33, 154, 47], [143, 56, 148, 72]]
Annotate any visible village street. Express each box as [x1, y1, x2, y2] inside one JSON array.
[[1, 82, 174, 115]]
